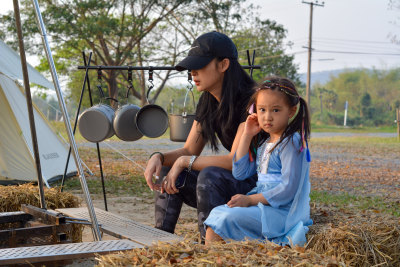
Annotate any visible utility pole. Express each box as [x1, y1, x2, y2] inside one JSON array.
[[396, 108, 399, 141], [302, 0, 324, 105], [344, 101, 348, 127]]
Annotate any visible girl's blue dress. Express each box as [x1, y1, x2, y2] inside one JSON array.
[[204, 133, 312, 247]]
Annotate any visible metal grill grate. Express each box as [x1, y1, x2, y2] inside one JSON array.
[[57, 208, 182, 246], [0, 239, 141, 264]]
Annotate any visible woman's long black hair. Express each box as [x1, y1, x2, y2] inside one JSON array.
[[195, 57, 255, 151], [248, 76, 311, 158]]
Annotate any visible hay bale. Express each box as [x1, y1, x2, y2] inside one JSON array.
[[96, 238, 340, 266], [0, 183, 82, 242], [96, 203, 399, 266], [0, 183, 80, 211], [307, 205, 400, 266]]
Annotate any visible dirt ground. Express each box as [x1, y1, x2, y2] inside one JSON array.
[[63, 195, 197, 267], [82, 194, 198, 242], [64, 135, 399, 266]]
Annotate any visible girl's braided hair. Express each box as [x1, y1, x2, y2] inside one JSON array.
[[248, 76, 311, 158]]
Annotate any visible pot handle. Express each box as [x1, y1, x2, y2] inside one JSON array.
[[182, 71, 196, 116], [97, 69, 118, 105], [97, 83, 118, 105], [182, 88, 195, 117]]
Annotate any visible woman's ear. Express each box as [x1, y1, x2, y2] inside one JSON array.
[[219, 58, 230, 73]]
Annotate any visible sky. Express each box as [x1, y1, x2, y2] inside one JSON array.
[[1, 0, 399, 74], [250, 0, 400, 73]]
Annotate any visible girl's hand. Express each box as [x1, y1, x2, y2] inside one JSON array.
[[144, 153, 163, 191], [243, 113, 261, 138], [162, 156, 188, 194], [227, 194, 252, 207]]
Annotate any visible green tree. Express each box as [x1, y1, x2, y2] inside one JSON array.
[[0, 0, 190, 107], [322, 68, 400, 126], [1, 0, 301, 110], [233, 18, 300, 84], [315, 87, 337, 121], [360, 92, 372, 118]]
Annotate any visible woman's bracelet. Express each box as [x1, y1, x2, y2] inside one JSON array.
[[149, 151, 164, 164], [187, 155, 198, 173]]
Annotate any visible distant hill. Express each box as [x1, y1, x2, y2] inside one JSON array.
[[299, 68, 357, 86]]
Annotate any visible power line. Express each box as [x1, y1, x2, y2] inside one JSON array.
[[291, 41, 399, 53], [313, 49, 400, 56], [313, 42, 397, 49], [313, 37, 397, 44]]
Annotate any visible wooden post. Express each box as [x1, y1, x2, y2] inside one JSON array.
[[397, 108, 399, 141]]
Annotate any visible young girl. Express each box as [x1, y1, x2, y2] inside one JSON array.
[[204, 76, 312, 247]]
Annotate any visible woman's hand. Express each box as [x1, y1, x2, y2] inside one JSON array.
[[243, 113, 261, 138], [227, 194, 252, 207], [144, 153, 163, 191], [162, 156, 189, 194]]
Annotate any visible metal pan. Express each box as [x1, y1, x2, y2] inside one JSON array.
[[136, 74, 169, 138], [136, 104, 169, 138]]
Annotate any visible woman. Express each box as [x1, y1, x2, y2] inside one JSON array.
[[144, 31, 257, 240]]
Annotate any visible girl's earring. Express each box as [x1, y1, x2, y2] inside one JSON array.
[[248, 104, 254, 114]]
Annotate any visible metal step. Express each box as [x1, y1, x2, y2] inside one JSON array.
[[57, 207, 182, 246], [0, 239, 141, 265]]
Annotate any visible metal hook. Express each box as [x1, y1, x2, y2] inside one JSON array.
[[183, 70, 195, 116], [96, 68, 118, 104], [126, 69, 134, 99], [146, 68, 154, 103], [97, 68, 105, 99], [148, 68, 154, 89], [187, 70, 193, 90]]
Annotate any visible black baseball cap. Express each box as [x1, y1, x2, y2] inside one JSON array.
[[175, 31, 238, 71]]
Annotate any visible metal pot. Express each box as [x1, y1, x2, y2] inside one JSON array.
[[78, 104, 115, 142], [113, 103, 143, 141], [136, 104, 169, 138], [169, 88, 196, 142], [169, 113, 195, 142]]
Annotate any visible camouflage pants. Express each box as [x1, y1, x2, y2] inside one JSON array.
[[154, 166, 257, 240]]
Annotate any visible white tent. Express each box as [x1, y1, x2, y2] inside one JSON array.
[[0, 40, 77, 186]]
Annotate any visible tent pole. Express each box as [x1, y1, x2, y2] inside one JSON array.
[[31, 0, 101, 241], [60, 52, 93, 192], [13, 0, 46, 210]]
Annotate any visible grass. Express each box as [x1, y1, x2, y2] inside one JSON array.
[[311, 135, 400, 144], [311, 124, 397, 133], [49, 120, 86, 142], [310, 191, 400, 217], [61, 173, 400, 218], [60, 174, 151, 196]]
